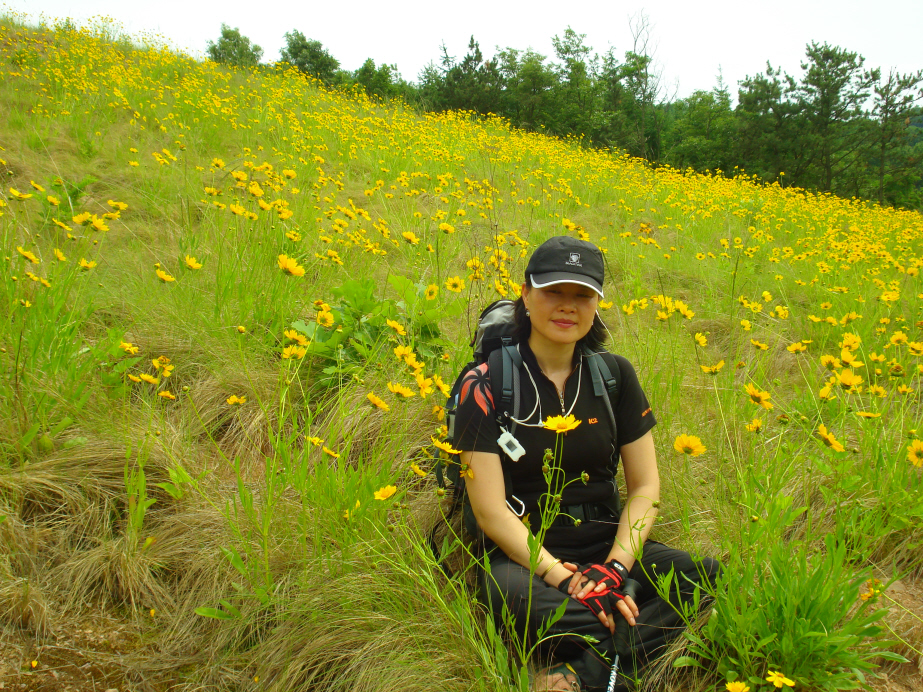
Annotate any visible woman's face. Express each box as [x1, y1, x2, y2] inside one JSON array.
[[522, 282, 599, 348]]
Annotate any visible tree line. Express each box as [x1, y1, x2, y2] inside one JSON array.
[[206, 22, 923, 209]]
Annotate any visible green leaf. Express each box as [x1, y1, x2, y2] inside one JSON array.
[[537, 597, 570, 639], [62, 436, 88, 449], [19, 423, 41, 447], [221, 546, 248, 577], [155, 482, 183, 500], [875, 652, 909, 663], [50, 417, 73, 436], [194, 606, 237, 620], [673, 656, 703, 669], [112, 357, 141, 374]]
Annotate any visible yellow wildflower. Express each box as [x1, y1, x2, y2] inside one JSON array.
[[367, 393, 390, 411], [277, 254, 305, 277], [765, 671, 795, 688], [374, 485, 397, 501], [386, 318, 407, 336], [673, 434, 706, 456], [543, 415, 581, 434], [445, 276, 465, 293]]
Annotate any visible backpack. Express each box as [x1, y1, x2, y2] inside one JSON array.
[[432, 299, 622, 569]]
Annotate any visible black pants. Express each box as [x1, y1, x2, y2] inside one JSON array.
[[478, 540, 721, 692]]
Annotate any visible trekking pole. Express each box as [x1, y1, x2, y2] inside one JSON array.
[[607, 578, 640, 692]]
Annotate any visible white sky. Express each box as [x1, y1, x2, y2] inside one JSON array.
[[7, 0, 922, 99]]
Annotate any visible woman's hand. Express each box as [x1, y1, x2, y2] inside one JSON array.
[[561, 566, 589, 597], [561, 572, 639, 633]]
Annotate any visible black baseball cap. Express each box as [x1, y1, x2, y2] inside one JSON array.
[[525, 236, 605, 297]]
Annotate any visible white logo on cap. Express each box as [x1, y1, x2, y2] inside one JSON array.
[[566, 252, 582, 267]]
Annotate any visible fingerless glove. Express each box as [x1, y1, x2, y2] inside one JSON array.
[[578, 559, 629, 590]]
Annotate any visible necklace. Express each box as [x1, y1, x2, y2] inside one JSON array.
[[511, 345, 583, 426]]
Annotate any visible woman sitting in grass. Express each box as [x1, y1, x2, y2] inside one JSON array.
[[454, 236, 721, 692]]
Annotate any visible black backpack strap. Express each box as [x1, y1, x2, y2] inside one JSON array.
[[487, 344, 522, 507], [501, 342, 523, 437], [586, 350, 619, 435]]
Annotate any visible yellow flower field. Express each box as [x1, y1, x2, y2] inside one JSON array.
[[0, 14, 921, 692]]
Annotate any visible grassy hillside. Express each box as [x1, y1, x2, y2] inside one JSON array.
[[1, 15, 921, 692]]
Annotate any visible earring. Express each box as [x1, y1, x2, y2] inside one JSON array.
[[525, 309, 530, 317]]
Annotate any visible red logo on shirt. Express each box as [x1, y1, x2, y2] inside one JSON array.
[[641, 407, 652, 417], [588, 418, 598, 424]]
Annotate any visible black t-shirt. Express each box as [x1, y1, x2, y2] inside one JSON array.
[[454, 340, 657, 545]]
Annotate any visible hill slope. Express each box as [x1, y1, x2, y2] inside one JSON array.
[[1, 16, 921, 692]]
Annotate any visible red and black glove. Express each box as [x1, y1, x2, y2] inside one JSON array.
[[579, 560, 629, 590], [576, 580, 626, 621]]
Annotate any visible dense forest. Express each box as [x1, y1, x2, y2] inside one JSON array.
[[207, 22, 923, 209]]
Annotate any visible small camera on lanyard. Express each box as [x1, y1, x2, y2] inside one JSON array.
[[497, 429, 526, 461]]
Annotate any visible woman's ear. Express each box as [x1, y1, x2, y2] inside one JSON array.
[[520, 282, 531, 305]]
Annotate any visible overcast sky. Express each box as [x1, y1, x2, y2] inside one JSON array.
[[9, 0, 923, 99]]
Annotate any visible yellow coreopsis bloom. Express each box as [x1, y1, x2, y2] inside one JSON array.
[[367, 393, 390, 411], [425, 284, 439, 300], [281, 345, 307, 359], [543, 415, 581, 434], [674, 434, 706, 456], [765, 671, 795, 688], [445, 276, 465, 293], [745, 418, 763, 433], [416, 373, 434, 397], [226, 395, 247, 405], [156, 269, 175, 283], [816, 425, 845, 453], [374, 485, 397, 501], [158, 390, 176, 400], [700, 360, 725, 375], [906, 440, 923, 467], [431, 437, 462, 455], [386, 318, 407, 336], [79, 258, 97, 271], [388, 381, 417, 398], [16, 246, 40, 263], [835, 368, 863, 391], [744, 383, 773, 409], [184, 255, 202, 270], [694, 333, 707, 347], [725, 682, 750, 692], [394, 344, 414, 362], [316, 310, 334, 328], [277, 254, 305, 277]]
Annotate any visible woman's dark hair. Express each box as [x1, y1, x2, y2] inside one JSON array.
[[514, 275, 609, 351]]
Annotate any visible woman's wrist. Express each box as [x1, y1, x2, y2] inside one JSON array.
[[607, 549, 636, 573], [544, 562, 574, 587]]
